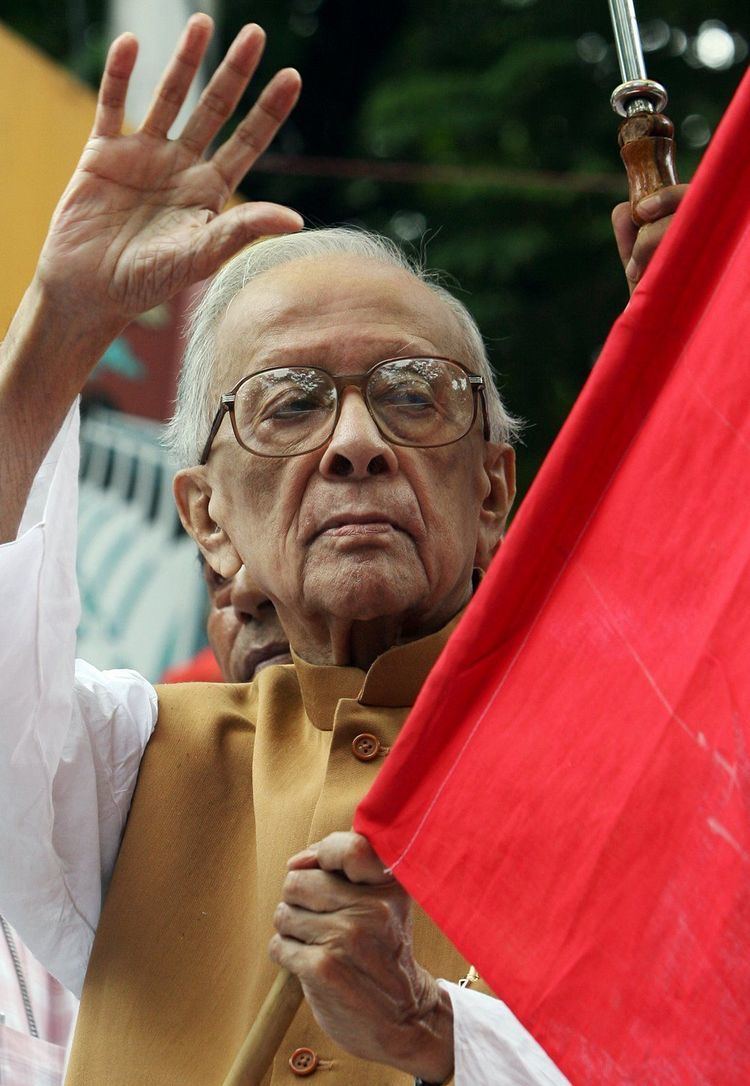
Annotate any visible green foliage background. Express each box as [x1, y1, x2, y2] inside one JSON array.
[[5, 0, 748, 495]]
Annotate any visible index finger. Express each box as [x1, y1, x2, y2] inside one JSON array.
[[92, 33, 139, 138]]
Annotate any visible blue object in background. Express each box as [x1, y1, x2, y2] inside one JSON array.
[[93, 338, 146, 381]]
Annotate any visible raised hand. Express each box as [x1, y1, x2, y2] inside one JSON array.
[[37, 14, 303, 331], [0, 14, 302, 542]]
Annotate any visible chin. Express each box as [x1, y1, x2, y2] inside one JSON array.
[[304, 558, 428, 622]]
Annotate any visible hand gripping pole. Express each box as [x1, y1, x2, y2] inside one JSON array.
[[607, 0, 679, 223]]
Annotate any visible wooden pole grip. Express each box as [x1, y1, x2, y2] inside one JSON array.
[[618, 111, 678, 225], [222, 969, 304, 1086]]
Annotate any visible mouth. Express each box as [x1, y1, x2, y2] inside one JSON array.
[[253, 651, 293, 676], [243, 643, 293, 681], [314, 513, 405, 540]]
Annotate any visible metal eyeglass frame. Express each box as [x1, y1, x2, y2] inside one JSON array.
[[199, 356, 490, 465]]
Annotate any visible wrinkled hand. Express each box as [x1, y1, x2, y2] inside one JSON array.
[[37, 14, 302, 334], [612, 184, 689, 295], [270, 832, 454, 1084]]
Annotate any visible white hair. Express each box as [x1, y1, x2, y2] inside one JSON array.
[[164, 227, 522, 466]]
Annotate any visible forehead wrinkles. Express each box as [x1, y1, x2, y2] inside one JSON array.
[[213, 257, 465, 389]]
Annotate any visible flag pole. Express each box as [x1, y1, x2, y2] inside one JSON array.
[[607, 0, 678, 222], [222, 969, 304, 1086]]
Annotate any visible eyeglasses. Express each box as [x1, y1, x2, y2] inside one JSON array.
[[199, 356, 489, 464]]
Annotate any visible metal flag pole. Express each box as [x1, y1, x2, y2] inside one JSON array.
[[607, 0, 678, 222]]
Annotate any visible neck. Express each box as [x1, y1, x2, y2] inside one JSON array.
[[277, 591, 471, 670]]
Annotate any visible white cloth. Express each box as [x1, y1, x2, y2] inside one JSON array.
[[0, 404, 568, 1085], [442, 982, 570, 1085], [0, 406, 156, 996]]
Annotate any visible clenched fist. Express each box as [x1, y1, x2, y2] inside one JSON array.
[[270, 832, 454, 1084]]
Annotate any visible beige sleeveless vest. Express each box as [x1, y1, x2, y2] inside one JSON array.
[[66, 622, 491, 1084]]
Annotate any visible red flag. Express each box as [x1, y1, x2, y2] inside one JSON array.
[[355, 71, 750, 1084]]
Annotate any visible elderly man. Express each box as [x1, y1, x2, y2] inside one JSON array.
[[0, 14, 683, 1086]]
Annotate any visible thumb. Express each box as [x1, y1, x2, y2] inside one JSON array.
[[191, 201, 304, 282], [289, 831, 395, 886]]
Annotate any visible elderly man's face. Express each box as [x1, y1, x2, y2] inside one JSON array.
[[177, 254, 514, 664]]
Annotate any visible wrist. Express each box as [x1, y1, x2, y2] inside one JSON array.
[[401, 978, 454, 1085], [26, 273, 127, 362], [0, 276, 123, 541], [1, 275, 125, 414]]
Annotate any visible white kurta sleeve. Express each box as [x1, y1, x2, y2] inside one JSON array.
[[441, 982, 571, 1086], [0, 404, 157, 997]]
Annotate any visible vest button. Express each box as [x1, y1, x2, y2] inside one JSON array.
[[289, 1046, 319, 1075], [352, 732, 381, 761]]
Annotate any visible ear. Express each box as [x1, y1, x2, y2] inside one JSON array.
[[173, 467, 242, 579], [474, 442, 516, 571]]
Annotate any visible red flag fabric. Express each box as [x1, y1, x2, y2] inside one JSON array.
[[355, 71, 750, 1085]]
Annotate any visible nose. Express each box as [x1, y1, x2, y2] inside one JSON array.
[[318, 388, 399, 479], [230, 565, 273, 622]]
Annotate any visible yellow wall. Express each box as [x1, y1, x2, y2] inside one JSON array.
[[0, 24, 97, 333]]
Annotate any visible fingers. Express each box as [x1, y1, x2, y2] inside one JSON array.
[[210, 68, 302, 194], [612, 184, 690, 292], [271, 898, 407, 1002], [634, 183, 690, 224], [611, 201, 638, 272], [275, 894, 404, 955], [139, 14, 214, 139], [189, 201, 304, 283], [271, 906, 407, 1000], [92, 33, 139, 138], [282, 869, 361, 912], [91, 15, 300, 210], [269, 932, 328, 978], [275, 901, 356, 945], [288, 832, 393, 886], [626, 216, 674, 286], [275, 902, 327, 944], [179, 24, 268, 156], [626, 184, 689, 287]]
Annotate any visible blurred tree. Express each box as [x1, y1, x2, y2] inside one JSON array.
[[3, 0, 748, 493]]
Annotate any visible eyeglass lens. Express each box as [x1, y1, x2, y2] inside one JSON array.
[[233, 358, 476, 456]]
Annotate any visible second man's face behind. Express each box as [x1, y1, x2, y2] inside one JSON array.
[[204, 562, 292, 683]]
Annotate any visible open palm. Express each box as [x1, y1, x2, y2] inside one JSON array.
[[38, 15, 302, 326]]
